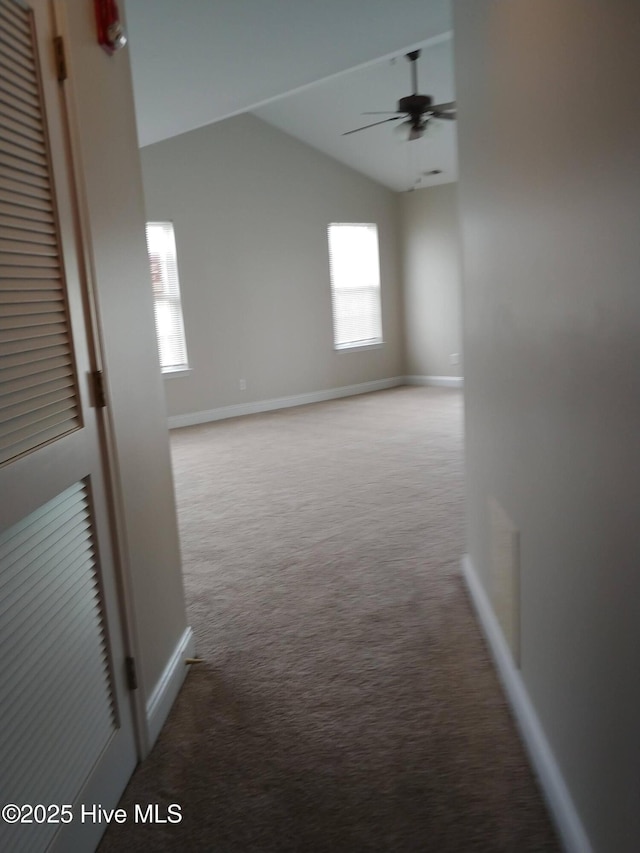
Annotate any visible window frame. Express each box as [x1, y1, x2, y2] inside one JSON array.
[[327, 222, 384, 352]]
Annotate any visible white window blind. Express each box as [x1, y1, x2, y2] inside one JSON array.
[[327, 223, 383, 350], [145, 222, 189, 373]]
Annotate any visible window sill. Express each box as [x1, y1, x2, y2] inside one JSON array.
[[334, 342, 384, 353], [162, 367, 192, 379]]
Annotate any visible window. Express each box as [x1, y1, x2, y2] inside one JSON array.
[[327, 223, 383, 350], [145, 222, 189, 374]]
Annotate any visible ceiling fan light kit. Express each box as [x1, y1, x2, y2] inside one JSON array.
[[343, 49, 456, 141]]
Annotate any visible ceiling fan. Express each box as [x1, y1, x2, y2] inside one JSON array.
[[343, 49, 456, 141]]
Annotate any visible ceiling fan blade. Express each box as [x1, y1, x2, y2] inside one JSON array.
[[430, 101, 456, 119], [342, 116, 402, 136], [361, 111, 404, 116], [432, 101, 456, 112]]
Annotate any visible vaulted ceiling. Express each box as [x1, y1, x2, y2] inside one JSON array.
[[126, 0, 456, 192]]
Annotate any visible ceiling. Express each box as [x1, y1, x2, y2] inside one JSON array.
[[126, 0, 456, 192]]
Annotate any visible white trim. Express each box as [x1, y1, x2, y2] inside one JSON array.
[[163, 367, 192, 379], [404, 374, 464, 388], [145, 627, 195, 750], [460, 555, 592, 853], [334, 342, 384, 353], [167, 377, 403, 429]]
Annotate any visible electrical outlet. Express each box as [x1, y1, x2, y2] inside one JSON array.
[[450, 353, 460, 365], [239, 379, 247, 391]]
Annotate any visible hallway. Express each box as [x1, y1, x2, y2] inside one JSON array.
[[100, 387, 557, 852]]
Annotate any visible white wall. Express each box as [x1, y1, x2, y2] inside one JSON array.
[[401, 183, 462, 378], [454, 1, 640, 851], [140, 114, 405, 419], [63, 1, 188, 709]]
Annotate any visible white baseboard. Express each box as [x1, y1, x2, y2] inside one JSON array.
[[145, 626, 195, 750], [460, 555, 591, 853], [404, 374, 464, 388], [168, 377, 404, 429]]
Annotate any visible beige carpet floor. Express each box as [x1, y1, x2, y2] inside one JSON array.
[[100, 387, 559, 852]]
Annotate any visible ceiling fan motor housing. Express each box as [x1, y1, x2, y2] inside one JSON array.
[[398, 94, 432, 116]]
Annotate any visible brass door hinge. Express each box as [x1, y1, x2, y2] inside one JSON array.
[[92, 370, 107, 408], [53, 36, 67, 82], [125, 657, 138, 691]]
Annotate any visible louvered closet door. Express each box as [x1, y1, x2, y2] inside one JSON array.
[[0, 2, 137, 852]]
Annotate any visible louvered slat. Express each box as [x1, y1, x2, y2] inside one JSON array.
[[0, 556, 95, 651], [0, 398, 76, 446], [0, 25, 37, 57], [0, 356, 70, 387], [0, 497, 89, 581], [0, 99, 43, 141], [0, 341, 70, 370], [0, 198, 53, 224], [0, 595, 109, 724], [0, 316, 65, 335], [0, 191, 53, 221], [0, 481, 116, 853], [0, 380, 75, 425], [0, 602, 99, 718], [0, 250, 59, 269], [0, 327, 68, 352], [0, 56, 39, 103], [0, 173, 52, 204], [0, 0, 31, 29], [0, 147, 49, 179], [0, 239, 58, 257], [0, 307, 65, 329], [0, 370, 73, 410], [0, 203, 54, 230], [0, 278, 61, 292], [0, 185, 53, 212], [0, 513, 90, 601], [0, 267, 60, 281], [0, 221, 56, 245], [0, 133, 48, 170], [0, 360, 71, 393], [0, 27, 34, 65], [1, 297, 64, 315], [0, 155, 48, 183], [0, 604, 106, 729], [0, 583, 99, 686], [0, 19, 33, 61], [0, 108, 44, 146], [0, 43, 39, 82], [2, 641, 112, 751], [0, 619, 103, 771], [0, 98, 42, 142], [3, 421, 76, 461], [0, 49, 38, 92], [0, 537, 92, 626]]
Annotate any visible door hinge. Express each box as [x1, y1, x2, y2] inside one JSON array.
[[54, 36, 67, 82], [92, 370, 107, 408], [125, 656, 138, 691]]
